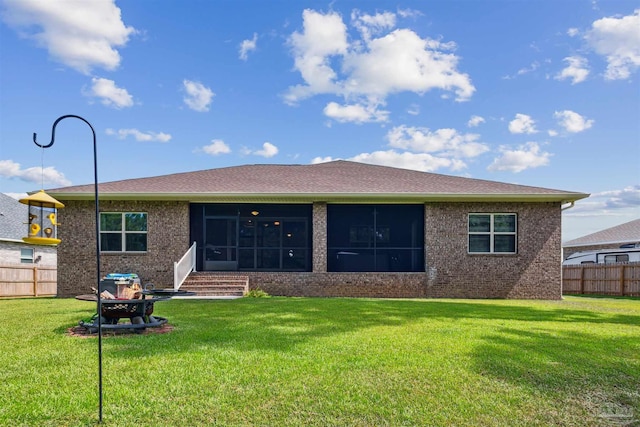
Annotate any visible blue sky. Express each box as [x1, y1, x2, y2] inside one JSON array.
[[0, 0, 638, 241]]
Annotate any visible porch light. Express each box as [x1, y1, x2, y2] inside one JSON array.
[[19, 190, 64, 245], [251, 210, 259, 216]]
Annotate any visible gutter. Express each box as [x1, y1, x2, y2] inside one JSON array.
[[44, 191, 591, 204], [561, 201, 575, 211]]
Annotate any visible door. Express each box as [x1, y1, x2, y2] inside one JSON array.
[[204, 217, 238, 270]]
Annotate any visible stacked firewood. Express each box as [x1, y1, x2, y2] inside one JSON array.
[[118, 282, 142, 299], [95, 282, 143, 299]]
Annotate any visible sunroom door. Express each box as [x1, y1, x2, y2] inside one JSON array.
[[204, 217, 238, 270]]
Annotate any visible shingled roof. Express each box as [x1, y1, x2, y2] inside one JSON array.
[[563, 218, 640, 247], [45, 160, 588, 203], [0, 193, 28, 241]]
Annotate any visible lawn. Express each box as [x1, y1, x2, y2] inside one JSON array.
[[0, 296, 638, 426]]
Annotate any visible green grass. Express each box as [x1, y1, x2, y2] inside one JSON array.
[[1, 296, 638, 426]]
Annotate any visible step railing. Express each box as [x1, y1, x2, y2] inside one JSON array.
[[174, 242, 197, 290]]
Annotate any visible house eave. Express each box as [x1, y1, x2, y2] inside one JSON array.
[[563, 239, 640, 248], [47, 191, 590, 204]]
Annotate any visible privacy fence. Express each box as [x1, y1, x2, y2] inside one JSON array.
[[563, 262, 640, 297], [0, 264, 57, 297]]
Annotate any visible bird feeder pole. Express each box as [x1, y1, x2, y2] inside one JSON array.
[[33, 115, 103, 423]]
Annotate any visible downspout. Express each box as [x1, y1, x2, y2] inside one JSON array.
[[560, 201, 576, 290], [561, 201, 575, 258]]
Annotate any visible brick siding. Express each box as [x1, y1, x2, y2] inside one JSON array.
[[56, 200, 562, 299], [424, 202, 562, 299], [57, 200, 189, 296], [312, 202, 327, 272]]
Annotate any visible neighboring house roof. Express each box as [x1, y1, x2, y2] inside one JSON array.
[[563, 218, 640, 248], [0, 193, 28, 241], [44, 160, 589, 203]]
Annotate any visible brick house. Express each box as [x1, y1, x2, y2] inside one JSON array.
[[46, 161, 587, 299]]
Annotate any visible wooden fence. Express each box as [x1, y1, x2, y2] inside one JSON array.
[[562, 262, 640, 297], [0, 264, 57, 297]]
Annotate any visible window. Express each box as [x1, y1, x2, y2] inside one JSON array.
[[100, 212, 147, 252], [327, 205, 424, 272], [604, 254, 629, 264], [20, 248, 34, 263], [192, 203, 312, 272], [468, 213, 517, 254]]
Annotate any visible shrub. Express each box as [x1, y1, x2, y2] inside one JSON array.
[[245, 287, 270, 298]]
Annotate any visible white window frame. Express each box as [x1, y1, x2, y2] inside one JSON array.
[[20, 248, 34, 263], [100, 212, 148, 253], [468, 213, 517, 254]]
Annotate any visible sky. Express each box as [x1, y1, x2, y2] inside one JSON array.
[[0, 0, 638, 242]]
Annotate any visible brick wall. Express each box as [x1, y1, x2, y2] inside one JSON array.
[[424, 202, 562, 299], [312, 202, 327, 272], [203, 271, 428, 298], [56, 199, 562, 299], [57, 200, 190, 297]]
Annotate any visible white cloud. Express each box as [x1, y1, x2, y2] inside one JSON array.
[[548, 129, 559, 137], [567, 28, 580, 37], [594, 185, 640, 209], [467, 115, 485, 127], [1, 0, 135, 74], [239, 33, 258, 61], [487, 142, 551, 173], [396, 8, 423, 19], [311, 156, 336, 164], [342, 29, 474, 101], [351, 9, 396, 41], [247, 142, 278, 158], [517, 61, 540, 76], [554, 110, 594, 133], [555, 56, 590, 84], [0, 159, 71, 186], [323, 101, 389, 123], [566, 185, 640, 217], [183, 80, 214, 112], [85, 77, 133, 109], [285, 9, 348, 104], [202, 139, 231, 156], [586, 9, 640, 80], [284, 9, 474, 106], [352, 150, 466, 172], [508, 113, 537, 134], [106, 128, 171, 142], [385, 125, 489, 170], [313, 151, 465, 172], [407, 104, 420, 115]]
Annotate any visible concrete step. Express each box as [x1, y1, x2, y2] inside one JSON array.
[[180, 273, 249, 298], [181, 286, 246, 294]]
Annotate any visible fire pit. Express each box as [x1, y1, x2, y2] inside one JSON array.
[[75, 279, 192, 333], [76, 293, 169, 333]]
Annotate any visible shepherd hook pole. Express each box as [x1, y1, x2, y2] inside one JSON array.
[[33, 115, 103, 423]]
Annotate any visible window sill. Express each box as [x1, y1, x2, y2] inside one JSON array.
[[100, 251, 148, 255], [467, 252, 518, 256]]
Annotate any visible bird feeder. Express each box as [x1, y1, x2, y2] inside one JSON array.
[[19, 190, 64, 245]]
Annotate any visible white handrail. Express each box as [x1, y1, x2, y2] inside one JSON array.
[[174, 241, 197, 290]]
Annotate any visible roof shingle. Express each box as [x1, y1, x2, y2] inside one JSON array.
[[0, 193, 28, 241], [563, 218, 640, 247], [45, 160, 588, 203]]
